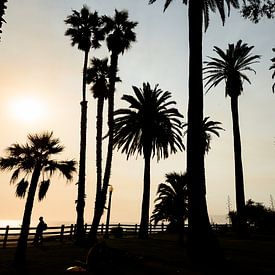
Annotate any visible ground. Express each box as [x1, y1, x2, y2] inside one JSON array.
[[0, 232, 275, 274]]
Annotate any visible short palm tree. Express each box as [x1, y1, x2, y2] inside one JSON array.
[[88, 10, 138, 243], [113, 82, 184, 239], [204, 40, 260, 229], [64, 5, 104, 241], [184, 116, 224, 155], [270, 48, 275, 93], [0, 132, 76, 268], [151, 172, 188, 233]]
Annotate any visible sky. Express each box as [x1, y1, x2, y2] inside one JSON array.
[[0, 0, 274, 226]]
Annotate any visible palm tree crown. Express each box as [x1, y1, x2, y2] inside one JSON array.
[[113, 82, 184, 160], [151, 172, 188, 228], [102, 9, 138, 54], [204, 39, 260, 97], [64, 5, 103, 52], [0, 132, 76, 199], [149, 0, 239, 31]]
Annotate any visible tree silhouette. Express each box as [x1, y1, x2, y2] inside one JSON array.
[[113, 82, 184, 239], [270, 48, 275, 93], [88, 9, 138, 243], [204, 40, 260, 232], [241, 0, 275, 23], [0, 0, 8, 41], [0, 132, 76, 268], [151, 172, 188, 233], [148, 0, 239, 263], [64, 5, 104, 242]]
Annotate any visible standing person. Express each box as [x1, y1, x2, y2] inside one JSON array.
[[33, 217, 47, 246]]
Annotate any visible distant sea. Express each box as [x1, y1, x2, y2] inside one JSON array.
[[0, 215, 229, 228]]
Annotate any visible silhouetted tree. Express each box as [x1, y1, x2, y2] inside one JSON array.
[[88, 10, 138, 243], [0, 0, 7, 41], [0, 132, 76, 269], [151, 172, 188, 233], [113, 82, 184, 239], [270, 48, 275, 93], [64, 6, 104, 242], [204, 40, 260, 233], [149, 0, 239, 263], [183, 116, 224, 155], [241, 0, 275, 23]]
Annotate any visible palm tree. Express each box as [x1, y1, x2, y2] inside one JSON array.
[[204, 40, 260, 232], [0, 132, 76, 268], [64, 6, 104, 241], [113, 82, 184, 239], [270, 48, 275, 93], [88, 9, 138, 243], [151, 172, 188, 233], [148, 0, 239, 263], [86, 57, 109, 226]]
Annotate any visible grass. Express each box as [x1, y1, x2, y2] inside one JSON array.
[[1, 232, 275, 274]]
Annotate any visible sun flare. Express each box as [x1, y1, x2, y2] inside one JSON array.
[[9, 97, 46, 123]]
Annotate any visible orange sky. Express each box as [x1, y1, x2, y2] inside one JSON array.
[[0, 0, 275, 226]]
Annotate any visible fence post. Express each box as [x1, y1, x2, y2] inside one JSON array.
[[69, 224, 74, 239], [84, 223, 88, 235], [60, 224, 65, 242], [101, 223, 104, 234], [161, 222, 164, 232], [135, 224, 138, 234], [3, 226, 9, 248], [149, 223, 152, 234]]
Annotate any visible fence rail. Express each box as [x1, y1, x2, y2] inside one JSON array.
[[0, 223, 169, 248]]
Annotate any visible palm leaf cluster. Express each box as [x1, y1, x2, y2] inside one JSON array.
[[204, 40, 260, 97], [113, 82, 184, 160], [0, 132, 76, 201], [148, 0, 239, 31], [151, 172, 188, 229], [270, 48, 275, 93]]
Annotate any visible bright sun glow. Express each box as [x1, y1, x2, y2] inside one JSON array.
[[9, 97, 46, 123]]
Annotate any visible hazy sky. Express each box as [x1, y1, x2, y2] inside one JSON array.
[[0, 0, 274, 226]]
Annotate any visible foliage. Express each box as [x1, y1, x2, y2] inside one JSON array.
[[241, 0, 275, 23], [229, 199, 275, 232], [0, 0, 7, 40], [204, 39, 260, 97], [113, 82, 184, 160], [150, 172, 188, 232], [270, 48, 275, 93]]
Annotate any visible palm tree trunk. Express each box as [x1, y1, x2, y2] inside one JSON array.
[[89, 52, 118, 243], [76, 49, 89, 242], [186, 0, 221, 265], [138, 146, 151, 239], [230, 96, 246, 230], [14, 165, 41, 269]]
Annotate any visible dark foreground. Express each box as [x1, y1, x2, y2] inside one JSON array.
[[0, 232, 275, 274]]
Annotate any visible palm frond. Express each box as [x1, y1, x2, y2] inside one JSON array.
[[15, 179, 28, 198], [38, 179, 50, 201]]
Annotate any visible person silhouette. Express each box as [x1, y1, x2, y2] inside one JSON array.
[[33, 216, 47, 246]]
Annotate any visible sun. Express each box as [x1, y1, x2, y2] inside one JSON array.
[[9, 97, 46, 123]]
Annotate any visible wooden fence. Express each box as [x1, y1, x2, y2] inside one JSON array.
[[0, 223, 169, 248]]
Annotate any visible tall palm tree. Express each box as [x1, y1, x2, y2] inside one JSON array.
[[204, 40, 260, 231], [86, 57, 109, 226], [113, 82, 184, 239], [88, 9, 138, 243], [151, 172, 188, 233], [64, 6, 104, 241], [270, 48, 275, 93], [149, 0, 239, 262], [0, 132, 76, 268]]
